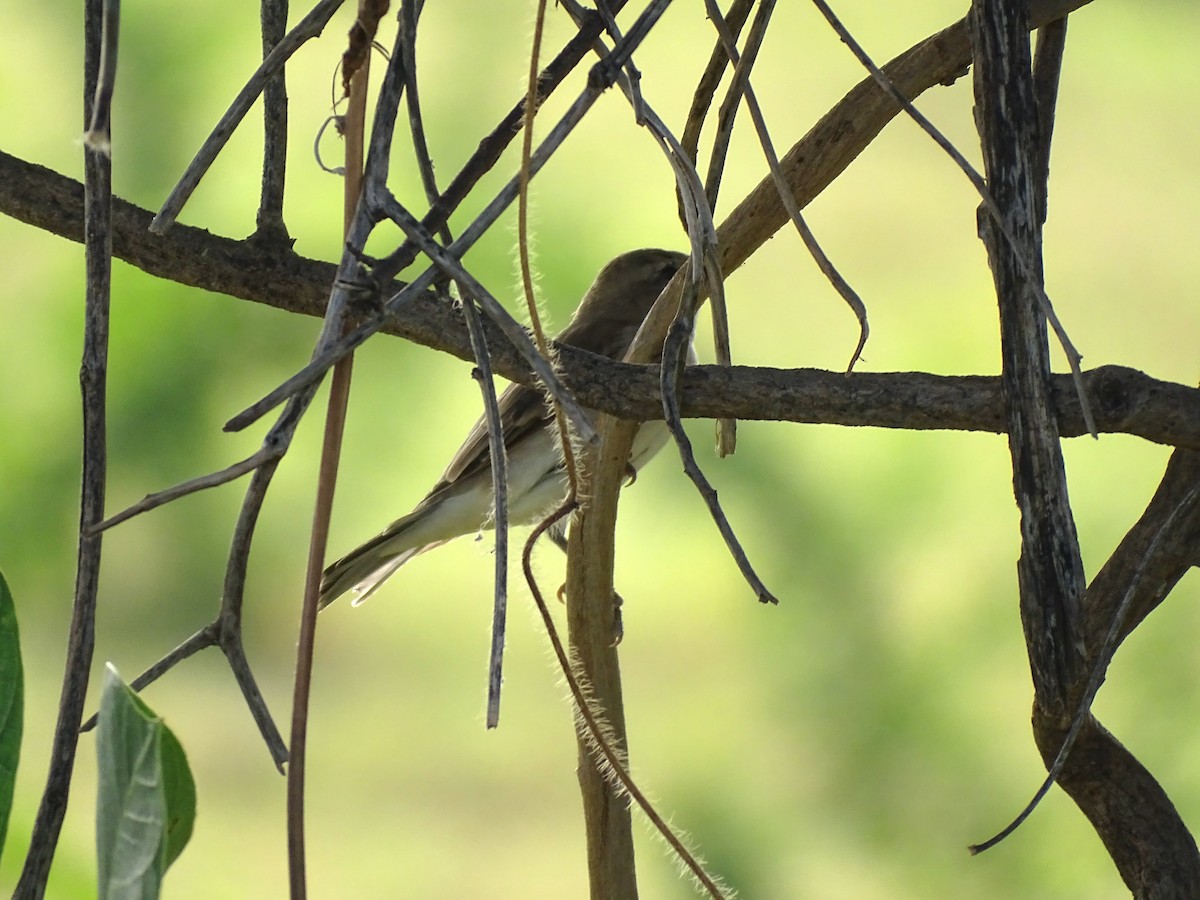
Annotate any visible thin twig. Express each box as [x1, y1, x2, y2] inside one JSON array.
[[493, 0, 557, 729], [707, 0, 869, 372], [396, 0, 513, 725], [699, 0, 759, 215], [80, 623, 220, 733], [971, 480, 1200, 854], [88, 445, 282, 534], [698, 0, 776, 454], [806, 0, 1093, 432], [226, 4, 674, 437], [219, 459, 292, 767], [399, 0, 441, 235], [664, 261, 778, 604], [564, 1, 776, 601], [222, 269, 435, 430], [680, 0, 754, 175], [151, 0, 345, 234], [585, 1, 742, 459], [460, 292, 510, 729], [520, 0, 577, 489], [16, 2, 117, 893]]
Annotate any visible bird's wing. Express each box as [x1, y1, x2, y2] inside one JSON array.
[[435, 381, 552, 487]]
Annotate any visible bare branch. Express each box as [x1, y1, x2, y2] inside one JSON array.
[[367, 0, 635, 284], [89, 446, 281, 534], [972, 0, 1084, 717], [17, 2, 117, 891], [707, 0, 869, 371], [151, 0, 345, 234], [807, 0, 1091, 425], [6, 153, 1200, 450]]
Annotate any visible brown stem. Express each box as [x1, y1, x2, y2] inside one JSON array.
[[286, 23, 372, 897]]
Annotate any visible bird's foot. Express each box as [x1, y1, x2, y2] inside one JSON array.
[[555, 583, 624, 646]]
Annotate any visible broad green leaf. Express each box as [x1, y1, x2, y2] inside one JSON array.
[[122, 680, 195, 869], [96, 665, 196, 900], [0, 570, 22, 863]]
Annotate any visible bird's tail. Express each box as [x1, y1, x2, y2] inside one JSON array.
[[318, 547, 414, 609], [318, 515, 448, 609]]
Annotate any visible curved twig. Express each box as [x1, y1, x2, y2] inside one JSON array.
[[807, 0, 1091, 429], [707, 0, 869, 372], [971, 482, 1200, 854]]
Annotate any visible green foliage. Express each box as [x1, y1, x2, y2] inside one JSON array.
[[95, 665, 195, 900], [0, 570, 22, 863]]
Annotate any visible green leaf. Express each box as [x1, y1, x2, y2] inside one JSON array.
[[96, 665, 196, 900], [124, 686, 195, 870], [0, 570, 22, 864]]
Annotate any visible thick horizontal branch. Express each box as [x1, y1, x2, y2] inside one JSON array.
[[570, 362, 1200, 449], [4, 151, 1199, 449]]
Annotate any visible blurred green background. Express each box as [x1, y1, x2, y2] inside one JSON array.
[[2, 2, 1199, 897]]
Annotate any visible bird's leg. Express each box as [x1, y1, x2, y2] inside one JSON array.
[[548, 526, 624, 646]]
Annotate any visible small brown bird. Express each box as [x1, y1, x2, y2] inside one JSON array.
[[319, 248, 688, 607]]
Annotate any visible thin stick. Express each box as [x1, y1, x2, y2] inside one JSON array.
[[16, 1, 117, 893], [88, 445, 281, 534], [80, 623, 220, 733], [287, 21, 372, 897], [970, 481, 1200, 853], [394, 0, 511, 726], [560, 1, 776, 602], [707, 0, 869, 372], [218, 461, 292, 767], [807, 0, 1093, 432], [460, 293, 510, 729], [520, 0, 578, 490], [679, 0, 754, 177], [151, 0, 345, 234]]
